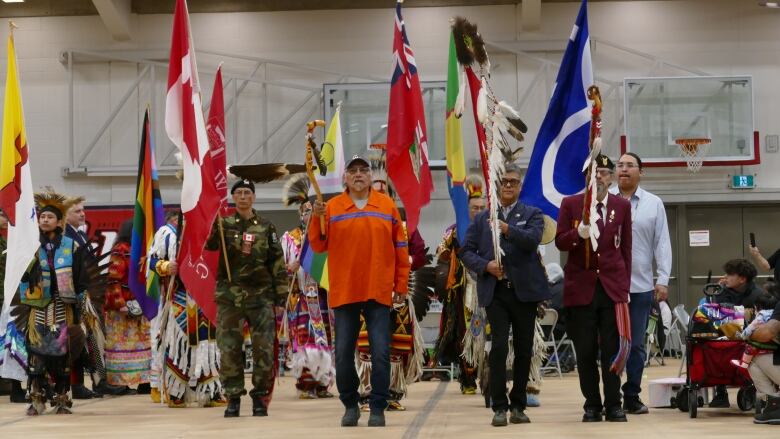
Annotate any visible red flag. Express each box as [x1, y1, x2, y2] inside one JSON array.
[[386, 0, 433, 236], [207, 65, 229, 214], [177, 66, 228, 322], [165, 0, 220, 321]]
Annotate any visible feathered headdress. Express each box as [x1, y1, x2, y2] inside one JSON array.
[[368, 143, 396, 199], [34, 187, 79, 221], [282, 173, 311, 207], [465, 174, 485, 200]]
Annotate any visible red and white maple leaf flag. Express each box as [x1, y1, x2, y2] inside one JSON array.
[[165, 0, 220, 320]]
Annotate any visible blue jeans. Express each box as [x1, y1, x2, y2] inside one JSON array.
[[333, 300, 390, 412], [622, 290, 654, 400]]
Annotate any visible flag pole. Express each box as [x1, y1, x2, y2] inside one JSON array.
[[217, 216, 231, 282]]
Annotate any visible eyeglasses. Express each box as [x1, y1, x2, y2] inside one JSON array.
[[616, 162, 639, 169], [500, 178, 521, 188], [346, 167, 371, 175], [596, 169, 614, 177]]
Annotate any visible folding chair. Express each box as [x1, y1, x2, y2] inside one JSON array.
[[645, 314, 665, 366], [419, 300, 455, 379], [539, 308, 563, 378], [555, 332, 577, 369], [671, 304, 690, 377]]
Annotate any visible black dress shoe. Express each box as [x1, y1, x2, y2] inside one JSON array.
[[605, 407, 628, 422], [224, 398, 241, 418], [623, 398, 649, 414], [136, 383, 152, 395], [582, 409, 603, 422], [72, 384, 96, 400]]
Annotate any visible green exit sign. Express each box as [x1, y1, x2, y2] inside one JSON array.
[[731, 174, 755, 189]]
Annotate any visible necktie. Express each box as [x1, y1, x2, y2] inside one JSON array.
[[596, 202, 605, 235]]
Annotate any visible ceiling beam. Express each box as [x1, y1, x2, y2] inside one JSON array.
[[92, 0, 132, 41]]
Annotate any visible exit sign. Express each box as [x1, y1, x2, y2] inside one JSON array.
[[731, 174, 755, 189]]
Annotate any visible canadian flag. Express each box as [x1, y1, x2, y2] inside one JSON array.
[[165, 0, 220, 320]]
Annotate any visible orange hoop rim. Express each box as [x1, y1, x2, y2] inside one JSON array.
[[675, 138, 711, 155]]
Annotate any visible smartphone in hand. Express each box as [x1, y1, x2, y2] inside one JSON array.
[[750, 232, 756, 248]]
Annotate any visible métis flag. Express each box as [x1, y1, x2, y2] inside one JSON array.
[[445, 30, 469, 244], [177, 65, 228, 323], [520, 0, 593, 220], [129, 110, 165, 320], [386, 0, 433, 236], [0, 29, 40, 381], [165, 0, 221, 322]]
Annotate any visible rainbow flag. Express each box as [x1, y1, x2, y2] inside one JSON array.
[[129, 110, 165, 320], [300, 237, 328, 290], [445, 30, 469, 243]]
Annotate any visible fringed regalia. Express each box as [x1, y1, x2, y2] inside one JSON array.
[[280, 227, 335, 398], [150, 223, 225, 407], [434, 224, 479, 393], [103, 241, 151, 387], [357, 296, 424, 409], [9, 190, 108, 415]]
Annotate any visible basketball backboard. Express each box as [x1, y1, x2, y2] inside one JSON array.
[[622, 76, 759, 167]]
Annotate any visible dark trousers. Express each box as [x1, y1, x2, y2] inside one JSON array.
[[566, 281, 622, 412], [485, 282, 538, 412], [333, 300, 390, 412], [623, 290, 654, 400]]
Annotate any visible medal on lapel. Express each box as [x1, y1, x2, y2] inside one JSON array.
[[609, 209, 615, 223], [242, 232, 255, 255]]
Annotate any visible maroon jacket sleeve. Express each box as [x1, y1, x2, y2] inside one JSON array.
[[556, 196, 581, 251]]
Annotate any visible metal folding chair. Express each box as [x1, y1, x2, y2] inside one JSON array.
[[539, 308, 563, 378], [419, 300, 455, 379], [671, 304, 690, 377]]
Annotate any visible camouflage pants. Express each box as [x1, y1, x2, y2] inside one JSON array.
[[216, 302, 276, 399]]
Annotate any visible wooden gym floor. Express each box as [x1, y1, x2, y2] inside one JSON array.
[[0, 359, 777, 439]]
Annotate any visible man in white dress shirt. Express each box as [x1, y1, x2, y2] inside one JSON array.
[[609, 152, 672, 415]]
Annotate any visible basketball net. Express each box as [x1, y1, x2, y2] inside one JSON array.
[[675, 138, 711, 173]]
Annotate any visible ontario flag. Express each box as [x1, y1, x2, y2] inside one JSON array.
[[0, 30, 39, 382], [165, 0, 220, 321], [176, 66, 229, 322], [386, 0, 433, 236]]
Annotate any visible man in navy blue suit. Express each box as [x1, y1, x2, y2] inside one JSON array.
[[64, 197, 89, 246], [461, 163, 551, 427]]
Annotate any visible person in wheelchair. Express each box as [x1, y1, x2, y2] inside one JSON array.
[[748, 283, 780, 425], [707, 258, 765, 408]]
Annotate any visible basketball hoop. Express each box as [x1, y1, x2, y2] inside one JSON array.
[[675, 138, 711, 172]]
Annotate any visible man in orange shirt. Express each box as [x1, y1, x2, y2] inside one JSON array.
[[310, 155, 411, 428]]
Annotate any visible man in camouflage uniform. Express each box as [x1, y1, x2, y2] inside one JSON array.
[[206, 179, 289, 418]]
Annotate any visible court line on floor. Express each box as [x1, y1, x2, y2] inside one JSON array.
[[402, 380, 449, 439], [0, 396, 113, 427]]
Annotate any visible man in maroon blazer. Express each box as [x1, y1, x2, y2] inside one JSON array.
[[555, 154, 632, 423]]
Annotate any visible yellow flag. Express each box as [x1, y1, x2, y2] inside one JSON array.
[[0, 29, 40, 383], [0, 32, 28, 220]]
